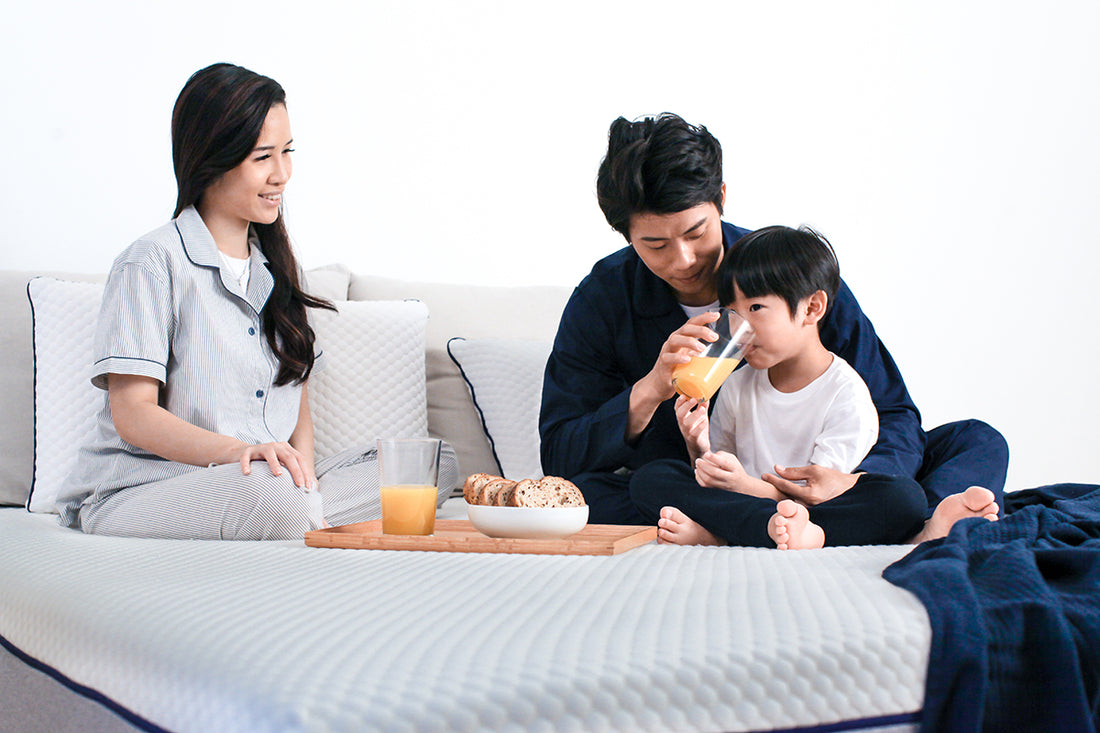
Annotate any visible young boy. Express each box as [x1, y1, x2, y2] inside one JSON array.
[[669, 225, 923, 549]]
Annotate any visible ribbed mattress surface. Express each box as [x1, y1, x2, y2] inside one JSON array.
[[0, 509, 929, 732]]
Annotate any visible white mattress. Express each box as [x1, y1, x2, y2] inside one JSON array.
[[0, 506, 929, 733]]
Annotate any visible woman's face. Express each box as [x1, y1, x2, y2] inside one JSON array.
[[202, 103, 293, 229]]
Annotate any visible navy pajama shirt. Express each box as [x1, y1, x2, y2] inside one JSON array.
[[539, 221, 1009, 546]]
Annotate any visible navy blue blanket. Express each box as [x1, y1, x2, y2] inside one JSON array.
[[883, 483, 1100, 732]]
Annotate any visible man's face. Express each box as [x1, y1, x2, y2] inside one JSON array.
[[628, 199, 725, 307]]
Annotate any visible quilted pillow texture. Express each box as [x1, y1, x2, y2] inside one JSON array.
[[446, 337, 552, 481], [309, 300, 430, 459], [26, 277, 428, 513], [27, 278, 103, 513]]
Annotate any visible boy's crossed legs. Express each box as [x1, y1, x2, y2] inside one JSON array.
[[656, 500, 827, 549], [632, 459, 993, 549], [655, 483, 998, 549]]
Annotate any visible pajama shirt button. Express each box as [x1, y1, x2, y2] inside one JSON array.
[[256, 390, 264, 398], [248, 327, 256, 336]]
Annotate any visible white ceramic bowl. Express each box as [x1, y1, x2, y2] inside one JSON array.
[[466, 503, 589, 540]]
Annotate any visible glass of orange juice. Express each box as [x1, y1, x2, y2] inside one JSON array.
[[378, 438, 442, 535], [672, 308, 754, 402]]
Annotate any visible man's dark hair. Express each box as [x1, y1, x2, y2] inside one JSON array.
[[596, 113, 724, 241], [717, 226, 841, 320]]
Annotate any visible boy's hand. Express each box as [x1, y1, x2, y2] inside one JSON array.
[[763, 464, 858, 505], [693, 450, 750, 491], [674, 395, 710, 459], [696, 451, 791, 501]]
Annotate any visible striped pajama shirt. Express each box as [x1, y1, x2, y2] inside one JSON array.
[[56, 207, 456, 540]]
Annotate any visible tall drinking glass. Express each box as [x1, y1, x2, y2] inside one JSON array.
[[671, 308, 754, 402], [378, 438, 441, 535]]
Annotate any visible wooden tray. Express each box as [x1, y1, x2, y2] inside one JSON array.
[[305, 519, 657, 556]]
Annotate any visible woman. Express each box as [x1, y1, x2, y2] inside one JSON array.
[[56, 63, 456, 540]]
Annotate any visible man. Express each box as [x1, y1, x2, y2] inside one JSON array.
[[539, 113, 1008, 541]]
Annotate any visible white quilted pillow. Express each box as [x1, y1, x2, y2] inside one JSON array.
[[446, 337, 552, 481], [310, 300, 430, 458], [27, 278, 104, 513], [25, 278, 428, 513]]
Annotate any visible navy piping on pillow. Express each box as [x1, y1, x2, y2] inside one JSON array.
[[25, 276, 107, 514], [25, 278, 44, 514], [446, 337, 505, 477], [0, 632, 171, 733], [745, 712, 923, 733]]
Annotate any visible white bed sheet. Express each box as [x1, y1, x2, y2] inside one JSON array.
[[0, 507, 929, 733]]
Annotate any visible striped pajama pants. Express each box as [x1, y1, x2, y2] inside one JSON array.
[[78, 444, 459, 541]]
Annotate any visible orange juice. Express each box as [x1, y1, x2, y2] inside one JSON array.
[[380, 485, 438, 535], [672, 356, 740, 401]]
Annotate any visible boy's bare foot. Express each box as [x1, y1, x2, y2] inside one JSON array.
[[768, 499, 825, 550], [657, 506, 723, 546], [911, 486, 999, 544]]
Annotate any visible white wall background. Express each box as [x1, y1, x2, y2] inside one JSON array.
[[2, 0, 1098, 491]]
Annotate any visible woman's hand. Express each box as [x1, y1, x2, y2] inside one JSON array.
[[674, 395, 711, 461], [763, 464, 859, 505], [108, 374, 317, 489], [234, 441, 317, 490]]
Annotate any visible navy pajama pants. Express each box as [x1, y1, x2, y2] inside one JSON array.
[[572, 418, 1009, 546]]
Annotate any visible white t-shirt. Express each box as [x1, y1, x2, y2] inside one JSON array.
[[708, 354, 878, 478], [219, 249, 251, 291]]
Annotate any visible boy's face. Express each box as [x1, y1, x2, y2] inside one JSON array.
[[627, 186, 727, 307], [729, 287, 819, 370]]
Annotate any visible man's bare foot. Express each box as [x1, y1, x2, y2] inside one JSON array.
[[911, 486, 999, 544], [768, 499, 824, 550], [657, 506, 723, 546]]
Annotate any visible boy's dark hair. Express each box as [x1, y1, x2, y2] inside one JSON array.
[[596, 113, 724, 241], [717, 226, 841, 320]]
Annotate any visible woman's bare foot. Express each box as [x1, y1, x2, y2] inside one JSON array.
[[657, 506, 723, 546], [911, 486, 999, 543], [768, 499, 824, 550]]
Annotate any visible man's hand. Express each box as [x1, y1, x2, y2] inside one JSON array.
[[762, 464, 858, 506], [639, 311, 720, 403], [628, 311, 719, 442]]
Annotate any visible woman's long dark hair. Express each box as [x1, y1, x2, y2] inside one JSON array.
[[171, 63, 334, 386]]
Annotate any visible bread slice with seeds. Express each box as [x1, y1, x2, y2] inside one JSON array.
[[465, 474, 586, 507], [462, 473, 496, 504], [538, 476, 586, 507], [495, 480, 519, 506], [479, 478, 516, 506], [512, 478, 556, 507]]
